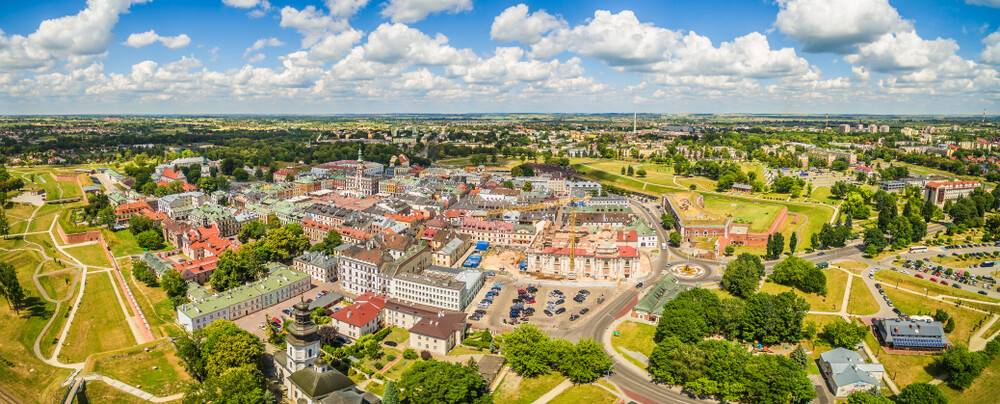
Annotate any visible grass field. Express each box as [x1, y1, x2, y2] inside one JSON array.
[[384, 327, 409, 345], [0, 257, 71, 403], [761, 268, 849, 313], [39, 292, 77, 359], [882, 287, 987, 345], [984, 316, 1000, 340], [549, 384, 618, 404], [703, 194, 783, 232], [37, 269, 78, 301], [846, 280, 881, 315], [60, 272, 136, 363], [79, 380, 159, 404], [807, 186, 842, 205], [103, 229, 146, 257], [834, 260, 869, 271], [63, 243, 112, 267], [875, 270, 999, 303], [612, 321, 657, 358], [494, 371, 567, 404], [26, 207, 59, 233], [382, 358, 418, 381], [90, 342, 193, 397]]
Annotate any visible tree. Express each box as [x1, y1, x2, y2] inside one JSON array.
[[98, 206, 116, 227], [636, 168, 647, 178], [627, 165, 634, 176], [137, 229, 164, 250], [522, 181, 532, 192], [721, 253, 764, 298], [310, 230, 343, 255], [0, 207, 8, 239], [846, 391, 893, 404], [502, 324, 551, 377], [895, 383, 947, 404], [232, 168, 249, 181], [789, 232, 798, 254], [398, 360, 492, 404], [0, 262, 25, 314], [555, 338, 611, 383], [742, 354, 816, 404], [789, 346, 808, 369], [820, 319, 867, 348], [935, 346, 989, 389], [810, 233, 820, 250], [944, 318, 956, 333], [863, 227, 888, 255], [660, 213, 675, 230], [162, 269, 188, 306], [132, 260, 157, 286], [725, 245, 735, 256], [669, 231, 681, 246], [263, 224, 311, 261], [129, 215, 157, 235], [382, 380, 400, 404], [285, 172, 295, 182], [766, 232, 785, 259], [771, 256, 826, 295], [237, 220, 267, 244], [311, 307, 331, 325]]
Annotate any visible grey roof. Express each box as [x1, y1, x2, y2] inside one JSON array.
[[309, 292, 345, 310], [875, 318, 951, 348], [821, 348, 884, 391], [295, 251, 339, 270]]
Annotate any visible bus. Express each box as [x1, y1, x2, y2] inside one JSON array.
[[909, 246, 928, 253]]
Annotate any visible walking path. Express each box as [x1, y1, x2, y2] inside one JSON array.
[[531, 379, 574, 404]]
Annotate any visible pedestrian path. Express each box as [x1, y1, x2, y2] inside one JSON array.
[[531, 379, 574, 404]]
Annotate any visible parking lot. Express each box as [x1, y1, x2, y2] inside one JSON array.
[[465, 273, 629, 331], [231, 279, 340, 340]]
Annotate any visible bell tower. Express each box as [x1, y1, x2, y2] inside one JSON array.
[[285, 299, 321, 372]]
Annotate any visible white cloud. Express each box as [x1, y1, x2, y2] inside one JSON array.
[[982, 30, 1000, 64], [844, 31, 957, 73], [326, 0, 370, 18], [125, 30, 191, 50], [491, 4, 565, 44], [774, 0, 911, 53], [362, 23, 476, 66], [222, 0, 261, 8], [649, 32, 810, 79], [280, 6, 351, 48], [530, 10, 680, 65], [124, 30, 159, 48], [247, 53, 266, 63], [309, 29, 364, 61], [0, 0, 150, 71], [380, 0, 472, 24], [966, 0, 1000, 7], [244, 37, 284, 57]]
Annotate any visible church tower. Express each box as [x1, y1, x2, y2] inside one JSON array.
[[285, 299, 320, 372]]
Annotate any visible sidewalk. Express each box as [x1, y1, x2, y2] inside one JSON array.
[[531, 379, 573, 404]]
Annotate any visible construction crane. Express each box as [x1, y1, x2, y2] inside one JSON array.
[[475, 195, 591, 276]]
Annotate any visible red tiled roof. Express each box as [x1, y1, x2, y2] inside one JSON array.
[[331, 299, 384, 328], [161, 168, 183, 180]]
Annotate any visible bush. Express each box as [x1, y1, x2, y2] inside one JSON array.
[[386, 354, 397, 362], [374, 361, 384, 370], [403, 349, 418, 360], [420, 350, 432, 360]]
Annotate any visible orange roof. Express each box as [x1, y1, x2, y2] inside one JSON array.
[[161, 168, 183, 180], [331, 295, 386, 328], [115, 202, 152, 215]]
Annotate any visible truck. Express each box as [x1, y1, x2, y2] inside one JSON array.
[[816, 262, 829, 269]]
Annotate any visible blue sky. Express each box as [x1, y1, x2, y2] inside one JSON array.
[[0, 0, 998, 114]]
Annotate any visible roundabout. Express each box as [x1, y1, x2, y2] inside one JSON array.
[[669, 263, 707, 279]]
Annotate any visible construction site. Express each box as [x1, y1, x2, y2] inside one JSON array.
[[519, 221, 652, 281]]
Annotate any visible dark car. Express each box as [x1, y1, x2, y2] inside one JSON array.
[[817, 252, 825, 256], [596, 297, 605, 304], [554, 299, 565, 305], [526, 286, 538, 293], [544, 309, 553, 317], [580, 308, 589, 315], [384, 341, 398, 347], [892, 308, 902, 315], [578, 289, 591, 296], [569, 314, 580, 321], [979, 290, 989, 296], [555, 307, 566, 315], [635, 282, 644, 289]]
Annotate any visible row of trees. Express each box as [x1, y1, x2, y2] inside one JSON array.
[[502, 324, 612, 383], [770, 256, 827, 295], [0, 262, 25, 314]]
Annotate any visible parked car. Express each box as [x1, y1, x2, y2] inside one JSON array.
[[915, 274, 924, 279], [952, 284, 962, 289], [555, 307, 566, 315], [636, 282, 644, 288], [569, 314, 580, 321], [544, 309, 553, 317], [940, 280, 949, 286], [580, 308, 589, 315], [596, 297, 605, 304], [979, 291, 989, 296], [384, 341, 398, 347]]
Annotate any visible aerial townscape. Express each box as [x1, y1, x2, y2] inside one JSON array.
[[2, 1, 1000, 404]]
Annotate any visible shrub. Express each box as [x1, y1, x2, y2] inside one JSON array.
[[386, 354, 397, 362], [420, 350, 432, 360], [402, 349, 418, 360], [374, 361, 385, 370]]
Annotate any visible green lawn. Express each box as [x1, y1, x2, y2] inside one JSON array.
[[446, 345, 485, 356], [91, 342, 193, 397], [846, 280, 880, 316], [384, 327, 409, 345], [78, 380, 158, 404], [39, 294, 76, 359], [26, 207, 59, 233], [37, 270, 78, 301], [60, 272, 136, 363], [494, 371, 567, 404], [549, 384, 618, 404], [761, 268, 849, 313], [63, 243, 112, 267], [103, 229, 147, 257], [882, 287, 987, 345], [611, 321, 657, 358], [875, 270, 999, 303]]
